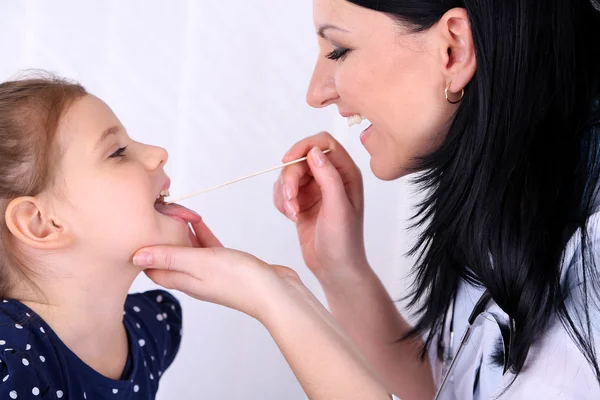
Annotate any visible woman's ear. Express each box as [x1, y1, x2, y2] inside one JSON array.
[[5, 197, 73, 250], [437, 7, 477, 94]]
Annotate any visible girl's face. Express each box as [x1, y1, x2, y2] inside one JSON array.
[[52, 95, 193, 265], [308, 0, 464, 180]]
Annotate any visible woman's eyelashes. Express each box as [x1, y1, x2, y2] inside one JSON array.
[[109, 146, 127, 158], [326, 47, 350, 61]]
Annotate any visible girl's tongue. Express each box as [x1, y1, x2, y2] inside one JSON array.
[[154, 202, 201, 224]]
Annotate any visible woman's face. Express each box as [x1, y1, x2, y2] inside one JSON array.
[[308, 0, 462, 180]]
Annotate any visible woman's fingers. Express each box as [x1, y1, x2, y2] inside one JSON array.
[[282, 131, 338, 163], [279, 132, 363, 210], [283, 132, 360, 182], [133, 245, 220, 273], [305, 147, 352, 209], [137, 246, 287, 321], [190, 219, 223, 247], [144, 268, 197, 294], [155, 203, 221, 248], [143, 264, 236, 307], [273, 169, 313, 221]]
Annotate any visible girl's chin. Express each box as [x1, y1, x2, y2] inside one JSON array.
[[162, 230, 195, 248], [141, 225, 194, 251]]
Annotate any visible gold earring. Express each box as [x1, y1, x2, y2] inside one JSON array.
[[445, 82, 464, 104]]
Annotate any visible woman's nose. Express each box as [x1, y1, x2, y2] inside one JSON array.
[[306, 57, 339, 108]]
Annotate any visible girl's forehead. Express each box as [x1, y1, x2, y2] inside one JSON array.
[[57, 95, 122, 147]]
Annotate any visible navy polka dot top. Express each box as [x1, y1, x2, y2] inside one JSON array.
[[0, 290, 182, 399]]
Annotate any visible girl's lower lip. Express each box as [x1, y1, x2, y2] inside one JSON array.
[[360, 124, 373, 144]]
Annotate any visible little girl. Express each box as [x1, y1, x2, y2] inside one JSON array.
[[0, 73, 199, 398]]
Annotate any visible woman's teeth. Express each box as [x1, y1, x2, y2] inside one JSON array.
[[347, 114, 366, 127]]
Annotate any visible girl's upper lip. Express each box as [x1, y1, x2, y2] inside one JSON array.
[[155, 177, 171, 200], [339, 111, 362, 118], [161, 177, 171, 192]]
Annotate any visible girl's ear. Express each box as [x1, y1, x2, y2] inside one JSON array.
[[5, 197, 73, 250]]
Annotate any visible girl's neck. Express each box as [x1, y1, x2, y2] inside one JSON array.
[[14, 255, 140, 380]]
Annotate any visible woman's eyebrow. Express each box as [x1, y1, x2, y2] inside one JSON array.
[[318, 24, 349, 38]]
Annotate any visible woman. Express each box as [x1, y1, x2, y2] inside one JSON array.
[[132, 0, 600, 398]]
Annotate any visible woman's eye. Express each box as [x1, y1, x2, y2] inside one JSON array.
[[326, 47, 350, 61], [109, 146, 127, 158]]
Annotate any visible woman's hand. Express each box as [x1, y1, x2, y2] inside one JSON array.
[[273, 132, 369, 282], [134, 218, 301, 322], [274, 134, 435, 399], [132, 217, 394, 400]]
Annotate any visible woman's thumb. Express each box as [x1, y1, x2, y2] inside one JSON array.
[[132, 246, 216, 274]]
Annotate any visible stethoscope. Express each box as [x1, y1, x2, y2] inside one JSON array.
[[433, 290, 513, 399]]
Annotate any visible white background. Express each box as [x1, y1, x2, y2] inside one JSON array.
[[0, 2, 419, 399]]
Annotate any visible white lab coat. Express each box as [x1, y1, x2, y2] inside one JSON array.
[[395, 210, 600, 399]]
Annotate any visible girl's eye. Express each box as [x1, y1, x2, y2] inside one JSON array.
[[109, 146, 127, 158], [326, 47, 350, 61]]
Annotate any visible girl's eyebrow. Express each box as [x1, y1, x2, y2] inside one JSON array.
[[95, 126, 120, 150]]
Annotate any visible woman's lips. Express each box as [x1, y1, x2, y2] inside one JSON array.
[[360, 124, 373, 144]]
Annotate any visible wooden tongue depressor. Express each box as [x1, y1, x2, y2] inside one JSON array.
[[166, 148, 332, 204]]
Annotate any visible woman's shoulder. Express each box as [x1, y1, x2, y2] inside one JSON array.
[[505, 209, 600, 397], [499, 313, 600, 398], [561, 207, 600, 297]]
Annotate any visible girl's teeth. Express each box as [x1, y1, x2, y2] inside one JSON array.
[[159, 189, 170, 198], [347, 114, 366, 127]]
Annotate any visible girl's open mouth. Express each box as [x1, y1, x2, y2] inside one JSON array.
[[154, 193, 201, 224]]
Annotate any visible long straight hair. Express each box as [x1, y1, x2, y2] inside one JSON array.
[[348, 0, 600, 381]]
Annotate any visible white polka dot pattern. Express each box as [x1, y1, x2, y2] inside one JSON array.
[[0, 290, 182, 399]]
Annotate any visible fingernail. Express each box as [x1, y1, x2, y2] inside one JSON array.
[[284, 184, 293, 201], [285, 202, 297, 221], [133, 252, 153, 267], [311, 147, 325, 167]]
